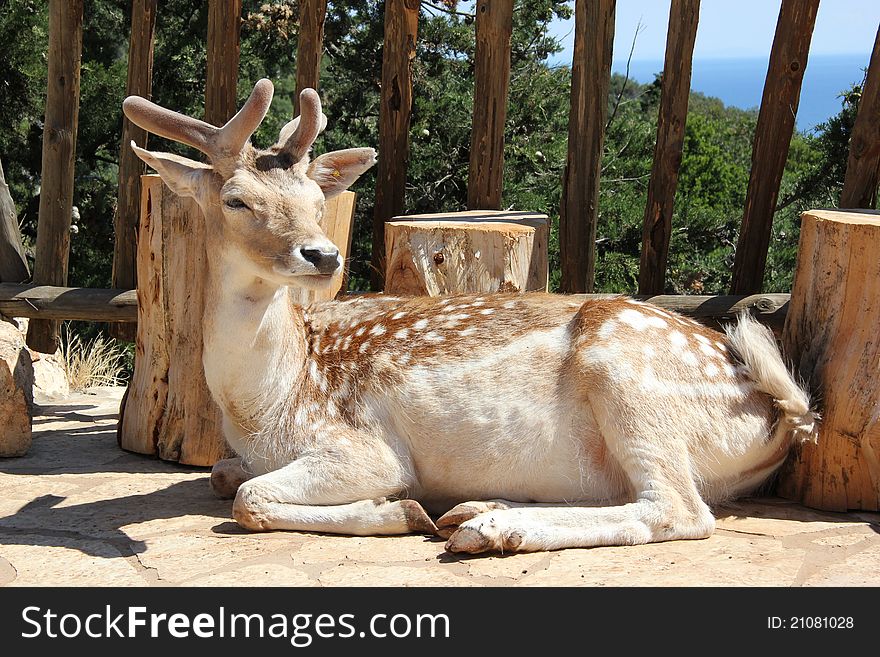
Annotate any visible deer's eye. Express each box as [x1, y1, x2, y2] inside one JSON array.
[[225, 197, 249, 210]]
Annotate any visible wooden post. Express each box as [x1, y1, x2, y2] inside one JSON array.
[[840, 25, 880, 209], [119, 176, 228, 465], [0, 158, 29, 285], [111, 0, 158, 342], [776, 209, 880, 511], [371, 0, 420, 291], [294, 0, 328, 113], [730, 0, 819, 295], [27, 0, 84, 353], [638, 0, 700, 295], [467, 0, 513, 210], [205, 0, 242, 127], [559, 0, 615, 293], [384, 210, 549, 296]]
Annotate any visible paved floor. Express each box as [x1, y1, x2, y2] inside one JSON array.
[[1, 387, 878, 587]]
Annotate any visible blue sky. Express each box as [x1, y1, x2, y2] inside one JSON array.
[[547, 0, 880, 64]]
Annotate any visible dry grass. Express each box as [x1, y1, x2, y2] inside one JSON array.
[[60, 325, 127, 391]]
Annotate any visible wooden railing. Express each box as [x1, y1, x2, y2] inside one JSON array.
[[2, 0, 880, 343]]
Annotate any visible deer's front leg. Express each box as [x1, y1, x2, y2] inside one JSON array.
[[232, 436, 437, 536]]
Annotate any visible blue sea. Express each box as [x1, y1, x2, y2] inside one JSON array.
[[611, 53, 871, 133]]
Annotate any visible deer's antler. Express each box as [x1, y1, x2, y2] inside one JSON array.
[[122, 78, 275, 163]]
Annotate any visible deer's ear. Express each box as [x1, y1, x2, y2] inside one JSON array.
[[307, 148, 377, 199], [130, 142, 212, 200]]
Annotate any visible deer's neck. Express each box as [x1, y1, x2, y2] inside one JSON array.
[[201, 245, 308, 437]]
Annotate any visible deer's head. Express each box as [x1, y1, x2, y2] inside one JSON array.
[[123, 79, 376, 290]]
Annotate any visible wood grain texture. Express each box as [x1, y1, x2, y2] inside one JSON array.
[[294, 0, 328, 113], [205, 0, 242, 127], [730, 0, 819, 295], [840, 25, 880, 209], [638, 0, 700, 295], [371, 0, 420, 291], [27, 0, 83, 353], [467, 0, 513, 210], [0, 159, 29, 285], [119, 176, 230, 465], [384, 210, 549, 296], [777, 209, 880, 511], [559, 0, 615, 293], [0, 284, 135, 321], [111, 0, 158, 342]]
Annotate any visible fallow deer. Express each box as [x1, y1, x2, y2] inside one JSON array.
[[122, 79, 816, 554]]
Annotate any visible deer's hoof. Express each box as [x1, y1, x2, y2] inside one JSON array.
[[444, 514, 524, 554], [436, 501, 511, 539], [398, 499, 439, 535]]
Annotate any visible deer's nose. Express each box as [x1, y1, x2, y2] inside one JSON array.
[[300, 247, 340, 275]]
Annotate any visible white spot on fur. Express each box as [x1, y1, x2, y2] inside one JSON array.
[[715, 341, 727, 351], [681, 349, 699, 366], [394, 328, 410, 340], [424, 331, 444, 342], [705, 363, 720, 377], [413, 319, 429, 330], [448, 313, 470, 321], [308, 360, 319, 382], [359, 341, 371, 353], [642, 345, 656, 358], [503, 300, 516, 309], [370, 324, 386, 337], [459, 327, 478, 337], [392, 312, 406, 320], [598, 320, 617, 340], [694, 334, 711, 345], [619, 308, 667, 330], [668, 330, 688, 347], [355, 326, 366, 337], [699, 342, 721, 358], [479, 308, 494, 315]]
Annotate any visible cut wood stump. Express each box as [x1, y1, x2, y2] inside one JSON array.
[[776, 209, 880, 511], [119, 175, 356, 465], [383, 210, 548, 296]]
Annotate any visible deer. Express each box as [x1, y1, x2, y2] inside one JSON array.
[[121, 79, 817, 554]]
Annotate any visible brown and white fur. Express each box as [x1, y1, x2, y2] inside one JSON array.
[[123, 79, 816, 554]]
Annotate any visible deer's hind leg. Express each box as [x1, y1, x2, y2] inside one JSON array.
[[444, 415, 715, 553], [231, 429, 437, 536]]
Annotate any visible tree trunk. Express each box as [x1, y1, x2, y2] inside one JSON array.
[[205, 0, 242, 127], [294, 0, 328, 114], [120, 176, 357, 465], [119, 176, 229, 465], [0, 158, 29, 285], [27, 0, 84, 353], [383, 210, 548, 296], [840, 24, 880, 209], [776, 209, 880, 511], [559, 0, 615, 293], [467, 0, 513, 210], [371, 0, 420, 291], [638, 0, 700, 295], [111, 0, 158, 342], [730, 0, 819, 294]]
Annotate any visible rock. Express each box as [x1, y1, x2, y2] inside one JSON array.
[[0, 318, 33, 456], [14, 317, 70, 399], [31, 349, 70, 399]]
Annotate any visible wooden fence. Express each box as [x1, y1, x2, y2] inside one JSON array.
[[2, 0, 880, 342]]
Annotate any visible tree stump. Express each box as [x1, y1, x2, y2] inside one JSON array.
[[383, 210, 549, 296], [776, 209, 880, 511], [119, 175, 356, 465]]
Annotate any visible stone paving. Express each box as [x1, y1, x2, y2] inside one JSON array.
[[1, 387, 878, 587]]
